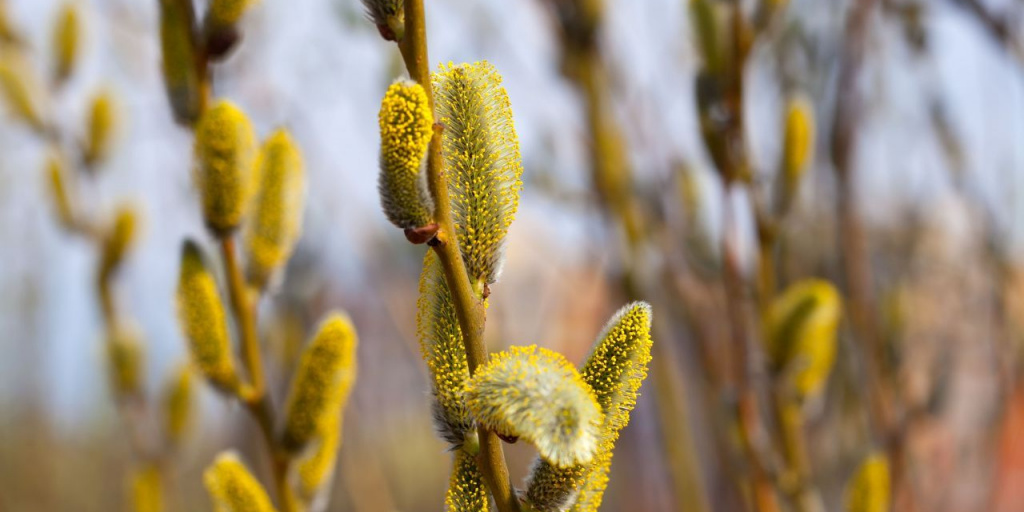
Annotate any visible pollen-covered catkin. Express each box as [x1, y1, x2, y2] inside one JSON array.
[[204, 452, 278, 512], [45, 155, 75, 230], [845, 453, 890, 512], [176, 240, 238, 392], [444, 449, 489, 512], [84, 89, 116, 166], [293, 412, 342, 507], [244, 128, 305, 288], [361, 0, 404, 41], [433, 61, 523, 286], [782, 97, 814, 186], [417, 250, 474, 447], [158, 0, 201, 124], [282, 313, 358, 452], [52, 3, 79, 83], [163, 363, 194, 445], [377, 79, 434, 231], [106, 323, 144, 399], [132, 463, 164, 512], [466, 345, 603, 468], [764, 279, 841, 399], [526, 302, 654, 512], [193, 100, 257, 235]]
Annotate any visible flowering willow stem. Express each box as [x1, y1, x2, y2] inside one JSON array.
[[399, 1, 520, 511]]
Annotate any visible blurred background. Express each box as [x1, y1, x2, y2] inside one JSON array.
[[2, 0, 1024, 510]]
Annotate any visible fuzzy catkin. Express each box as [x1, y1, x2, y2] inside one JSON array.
[[193, 100, 258, 235], [526, 302, 654, 512], [764, 279, 842, 399], [244, 128, 305, 288], [0, 55, 43, 130], [433, 61, 523, 286], [293, 413, 342, 508], [176, 240, 238, 392], [99, 204, 138, 281], [444, 449, 489, 512], [417, 250, 474, 447], [163, 363, 194, 444], [466, 345, 603, 468], [204, 452, 278, 512], [282, 313, 358, 452], [783, 97, 814, 185], [52, 3, 79, 82], [132, 463, 164, 512], [845, 453, 890, 512], [85, 89, 116, 166], [377, 79, 434, 230], [360, 0, 404, 41], [158, 0, 201, 124], [106, 323, 144, 399]]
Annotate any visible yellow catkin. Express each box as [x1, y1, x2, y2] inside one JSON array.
[[360, 0, 404, 41], [159, 0, 201, 124], [176, 240, 238, 392], [444, 449, 488, 512], [0, 2, 22, 44], [377, 79, 434, 230], [132, 463, 164, 512], [244, 128, 305, 288], [293, 412, 342, 507], [526, 302, 654, 512], [45, 154, 75, 230], [433, 61, 523, 286], [782, 97, 814, 186], [52, 3, 79, 83], [466, 345, 603, 468], [764, 279, 842, 399], [417, 250, 474, 447], [98, 204, 138, 281], [845, 453, 890, 512], [193, 100, 258, 235], [84, 89, 116, 166], [106, 323, 144, 399], [207, 0, 258, 28], [204, 452, 278, 512], [0, 55, 43, 130], [282, 313, 358, 452], [163, 363, 194, 444]]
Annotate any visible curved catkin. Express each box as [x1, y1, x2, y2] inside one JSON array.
[[244, 129, 306, 288], [176, 240, 238, 392], [132, 463, 164, 512], [163, 363, 194, 445], [99, 204, 138, 281], [764, 279, 841, 398], [84, 89, 116, 166], [207, 0, 257, 28], [433, 61, 523, 286], [782, 97, 814, 186], [845, 453, 890, 512], [0, 56, 44, 131], [282, 313, 358, 452], [377, 79, 434, 231], [204, 452, 278, 512], [360, 0, 404, 41], [45, 155, 75, 230], [159, 0, 201, 124], [417, 250, 474, 447], [106, 323, 144, 399], [193, 100, 258, 235], [52, 3, 80, 83], [526, 302, 654, 512], [444, 449, 488, 512], [293, 413, 342, 509], [466, 345, 603, 468]]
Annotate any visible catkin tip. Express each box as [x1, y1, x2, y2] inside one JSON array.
[[845, 452, 890, 512], [193, 100, 257, 236]]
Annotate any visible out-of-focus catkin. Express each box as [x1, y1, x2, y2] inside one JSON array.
[[782, 97, 814, 191], [845, 453, 890, 512], [361, 0, 404, 41], [45, 154, 75, 230], [84, 89, 116, 166], [204, 452, 278, 512], [106, 323, 144, 400], [281, 313, 358, 452], [466, 345, 603, 468], [132, 463, 164, 512], [193, 100, 257, 235], [244, 128, 305, 288], [163, 363, 194, 444], [526, 302, 654, 512], [433, 61, 523, 286], [0, 55, 44, 131], [417, 250, 474, 447], [176, 240, 238, 392], [98, 204, 138, 282], [764, 279, 841, 399], [206, 0, 258, 28], [159, 0, 201, 125], [444, 449, 489, 512], [52, 3, 80, 83], [293, 413, 342, 509], [377, 79, 434, 232]]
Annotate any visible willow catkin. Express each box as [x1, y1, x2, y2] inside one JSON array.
[[132, 463, 164, 512], [526, 302, 654, 512], [244, 128, 305, 288], [782, 97, 814, 189], [433, 61, 523, 286], [206, 0, 258, 28], [293, 413, 342, 510], [98, 204, 138, 282], [377, 79, 434, 232], [51, 3, 80, 83], [45, 154, 75, 230], [0, 55, 44, 131], [281, 313, 358, 452], [764, 279, 842, 399], [163, 363, 194, 445], [444, 449, 489, 512], [204, 452, 278, 512], [845, 453, 890, 512], [84, 89, 116, 166], [466, 345, 603, 468], [193, 100, 258, 235], [176, 240, 238, 392], [361, 0, 404, 41], [158, 0, 201, 125], [417, 250, 474, 447], [106, 323, 144, 400]]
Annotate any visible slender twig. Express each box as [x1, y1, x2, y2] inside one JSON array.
[[397, 2, 520, 511]]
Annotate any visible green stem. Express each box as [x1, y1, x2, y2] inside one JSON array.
[[398, 2, 520, 511]]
